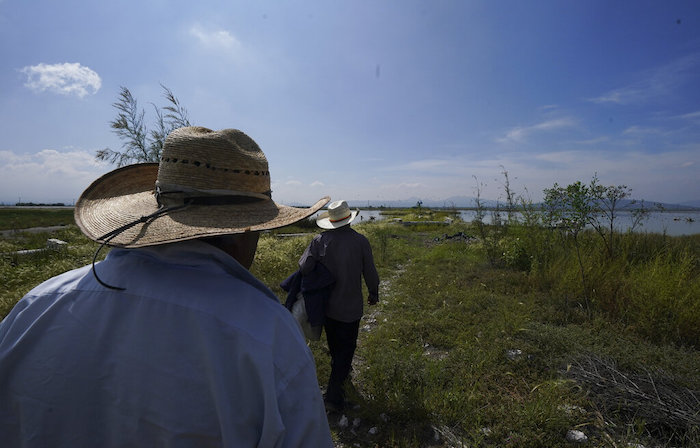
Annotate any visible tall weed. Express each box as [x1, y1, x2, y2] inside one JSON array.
[[251, 233, 315, 299], [529, 229, 700, 347], [623, 251, 699, 346]]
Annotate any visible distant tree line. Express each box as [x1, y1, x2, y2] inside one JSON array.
[[14, 202, 67, 207]]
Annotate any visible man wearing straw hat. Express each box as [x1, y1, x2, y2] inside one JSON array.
[[299, 200, 380, 411], [0, 127, 334, 447]]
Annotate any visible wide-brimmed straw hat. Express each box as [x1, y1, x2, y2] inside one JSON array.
[[316, 200, 358, 229], [75, 127, 329, 248]]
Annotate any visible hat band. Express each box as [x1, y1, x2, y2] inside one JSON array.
[[156, 183, 271, 208], [329, 213, 351, 223]]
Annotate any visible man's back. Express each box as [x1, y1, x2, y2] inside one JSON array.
[[0, 240, 331, 447], [299, 225, 379, 322]]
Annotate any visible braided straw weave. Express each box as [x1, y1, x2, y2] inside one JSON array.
[[75, 127, 329, 247], [157, 126, 271, 194]]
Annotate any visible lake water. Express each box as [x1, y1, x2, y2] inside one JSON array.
[[350, 210, 700, 236], [6, 206, 696, 236]]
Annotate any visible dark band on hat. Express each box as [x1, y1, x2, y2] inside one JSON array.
[[161, 157, 270, 176], [329, 214, 352, 223]]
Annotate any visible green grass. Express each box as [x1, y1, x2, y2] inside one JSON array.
[[270, 222, 699, 447], [1, 211, 698, 447], [0, 226, 100, 318], [0, 207, 75, 231], [518, 228, 700, 348]]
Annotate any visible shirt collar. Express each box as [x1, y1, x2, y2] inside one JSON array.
[[107, 240, 277, 301]]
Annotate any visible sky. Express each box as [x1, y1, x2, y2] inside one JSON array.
[[1, 0, 699, 206]]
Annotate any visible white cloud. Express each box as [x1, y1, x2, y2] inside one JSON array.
[[676, 111, 700, 122], [273, 144, 699, 205], [534, 151, 582, 165], [588, 53, 700, 105], [524, 147, 700, 203], [0, 149, 109, 204], [588, 90, 628, 105], [572, 136, 610, 145], [622, 126, 662, 135], [189, 24, 241, 50], [386, 159, 451, 171], [285, 180, 302, 186], [497, 117, 576, 143], [310, 181, 324, 187], [20, 62, 101, 98], [362, 143, 699, 204]]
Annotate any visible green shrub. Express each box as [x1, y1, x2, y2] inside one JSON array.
[[499, 236, 532, 271]]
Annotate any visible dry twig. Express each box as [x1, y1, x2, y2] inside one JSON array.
[[566, 354, 699, 441]]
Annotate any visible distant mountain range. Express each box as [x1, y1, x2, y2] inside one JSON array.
[[346, 196, 700, 211], [679, 200, 700, 208]]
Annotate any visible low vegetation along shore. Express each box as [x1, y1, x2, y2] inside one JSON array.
[[1, 208, 698, 447]]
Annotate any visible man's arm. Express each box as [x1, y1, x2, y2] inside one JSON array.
[[362, 237, 380, 305]]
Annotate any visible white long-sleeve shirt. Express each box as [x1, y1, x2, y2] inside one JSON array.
[[0, 240, 333, 447]]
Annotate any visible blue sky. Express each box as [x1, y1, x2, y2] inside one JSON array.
[[1, 0, 699, 206]]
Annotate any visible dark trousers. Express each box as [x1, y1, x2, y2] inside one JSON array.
[[324, 317, 360, 405]]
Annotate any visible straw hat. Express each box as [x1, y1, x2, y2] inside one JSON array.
[[75, 127, 329, 248], [316, 200, 358, 229]]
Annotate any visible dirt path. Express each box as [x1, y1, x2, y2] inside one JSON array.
[[357, 262, 406, 350], [328, 262, 410, 447], [334, 259, 464, 447]]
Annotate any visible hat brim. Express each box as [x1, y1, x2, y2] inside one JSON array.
[[316, 210, 359, 230], [74, 163, 329, 248]]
